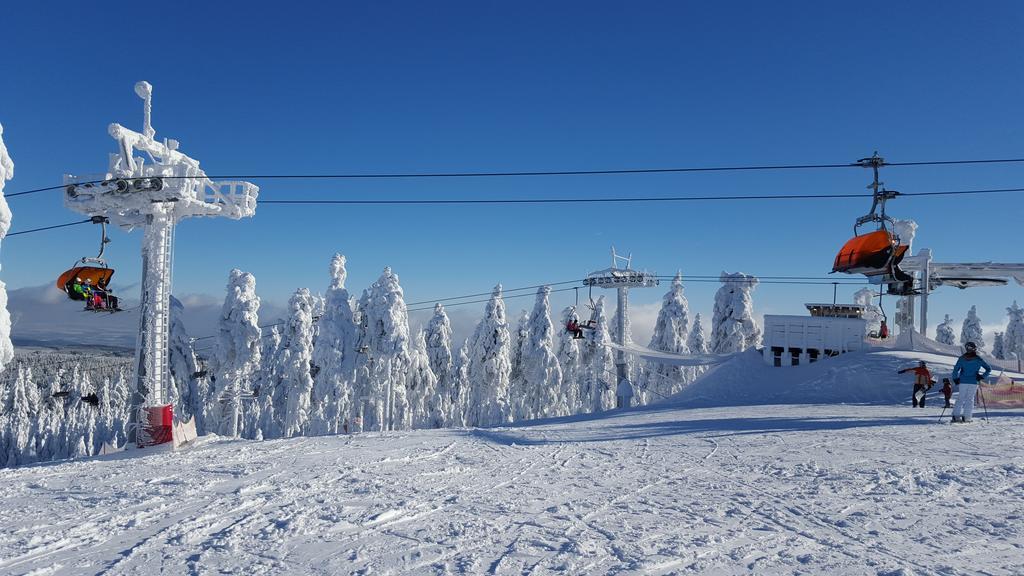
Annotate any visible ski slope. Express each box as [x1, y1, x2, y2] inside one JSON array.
[[1, 349, 1023, 575]]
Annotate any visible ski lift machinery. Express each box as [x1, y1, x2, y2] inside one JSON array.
[[831, 152, 915, 296], [62, 81, 258, 447], [831, 152, 1024, 336], [582, 248, 659, 393]]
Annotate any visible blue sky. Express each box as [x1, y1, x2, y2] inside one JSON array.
[[2, 1, 1023, 344]]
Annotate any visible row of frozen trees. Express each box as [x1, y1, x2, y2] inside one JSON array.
[[0, 353, 132, 467], [0, 258, 762, 467], [934, 302, 1024, 361], [195, 260, 762, 440]]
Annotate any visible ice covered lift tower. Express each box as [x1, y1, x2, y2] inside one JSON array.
[[64, 82, 258, 447], [584, 248, 659, 397]]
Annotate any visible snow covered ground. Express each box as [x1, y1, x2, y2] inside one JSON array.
[[1, 348, 1022, 575]]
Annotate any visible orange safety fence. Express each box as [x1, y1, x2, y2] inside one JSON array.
[[979, 375, 1024, 408]]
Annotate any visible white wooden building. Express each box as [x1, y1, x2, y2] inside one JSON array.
[[762, 304, 868, 367]]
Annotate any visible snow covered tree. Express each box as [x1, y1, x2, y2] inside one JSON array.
[[450, 341, 471, 427], [168, 296, 201, 425], [509, 309, 531, 421], [255, 326, 282, 439], [556, 306, 584, 414], [354, 268, 412, 431], [581, 296, 616, 413], [1005, 302, 1024, 362], [711, 272, 761, 354], [310, 254, 358, 435], [212, 269, 262, 437], [518, 286, 563, 420], [407, 330, 441, 428], [993, 332, 1006, 360], [641, 272, 691, 400], [688, 313, 708, 356], [465, 285, 513, 427], [935, 314, 956, 346], [687, 313, 710, 381], [280, 288, 316, 438], [0, 124, 14, 373], [425, 304, 454, 427], [853, 288, 883, 335], [4, 367, 38, 466], [960, 305, 985, 350]]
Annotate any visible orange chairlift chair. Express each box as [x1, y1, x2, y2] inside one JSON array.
[[56, 216, 122, 312], [831, 153, 915, 295]]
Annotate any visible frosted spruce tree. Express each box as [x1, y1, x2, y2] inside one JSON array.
[[255, 326, 282, 439], [711, 272, 761, 354], [355, 268, 412, 431], [280, 289, 316, 438], [509, 309, 531, 421], [960, 305, 985, 350], [407, 330, 441, 428], [1005, 302, 1024, 362], [450, 341, 471, 427], [556, 306, 583, 414], [168, 296, 201, 425], [0, 124, 14, 373], [642, 272, 691, 400], [519, 286, 563, 420], [425, 304, 454, 427], [310, 254, 358, 435], [993, 333, 1006, 360], [582, 296, 615, 413], [212, 269, 262, 437], [935, 314, 956, 346], [853, 288, 883, 335], [687, 312, 709, 380], [466, 285, 513, 427]]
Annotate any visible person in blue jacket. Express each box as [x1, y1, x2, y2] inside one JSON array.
[[950, 341, 991, 423]]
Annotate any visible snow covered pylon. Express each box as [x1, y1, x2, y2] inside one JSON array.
[[62, 83, 258, 448]]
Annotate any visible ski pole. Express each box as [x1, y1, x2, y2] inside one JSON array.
[[979, 380, 990, 422], [937, 405, 948, 424]]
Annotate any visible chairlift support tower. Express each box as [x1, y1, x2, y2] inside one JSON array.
[[63, 82, 258, 447], [584, 248, 659, 398]]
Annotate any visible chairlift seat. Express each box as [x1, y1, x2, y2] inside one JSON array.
[[57, 266, 115, 299], [832, 229, 909, 276]]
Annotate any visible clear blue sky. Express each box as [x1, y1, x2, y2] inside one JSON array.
[[2, 1, 1023, 342]]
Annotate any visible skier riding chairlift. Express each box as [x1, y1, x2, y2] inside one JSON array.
[[565, 305, 597, 339], [56, 216, 122, 313]]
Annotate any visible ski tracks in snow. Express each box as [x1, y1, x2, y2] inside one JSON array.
[[1, 405, 1022, 575]]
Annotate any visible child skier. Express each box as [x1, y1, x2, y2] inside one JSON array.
[[898, 360, 934, 408], [941, 378, 953, 408], [950, 341, 991, 423]]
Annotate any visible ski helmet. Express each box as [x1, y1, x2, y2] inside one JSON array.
[[965, 341, 978, 352]]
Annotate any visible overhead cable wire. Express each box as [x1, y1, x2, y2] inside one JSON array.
[[8, 156, 1024, 199], [6, 186, 1024, 238], [258, 186, 1024, 206], [5, 219, 92, 237]]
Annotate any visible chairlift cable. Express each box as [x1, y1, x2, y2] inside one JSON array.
[[9, 156, 1024, 199], [6, 219, 92, 237], [7, 185, 1024, 239]]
